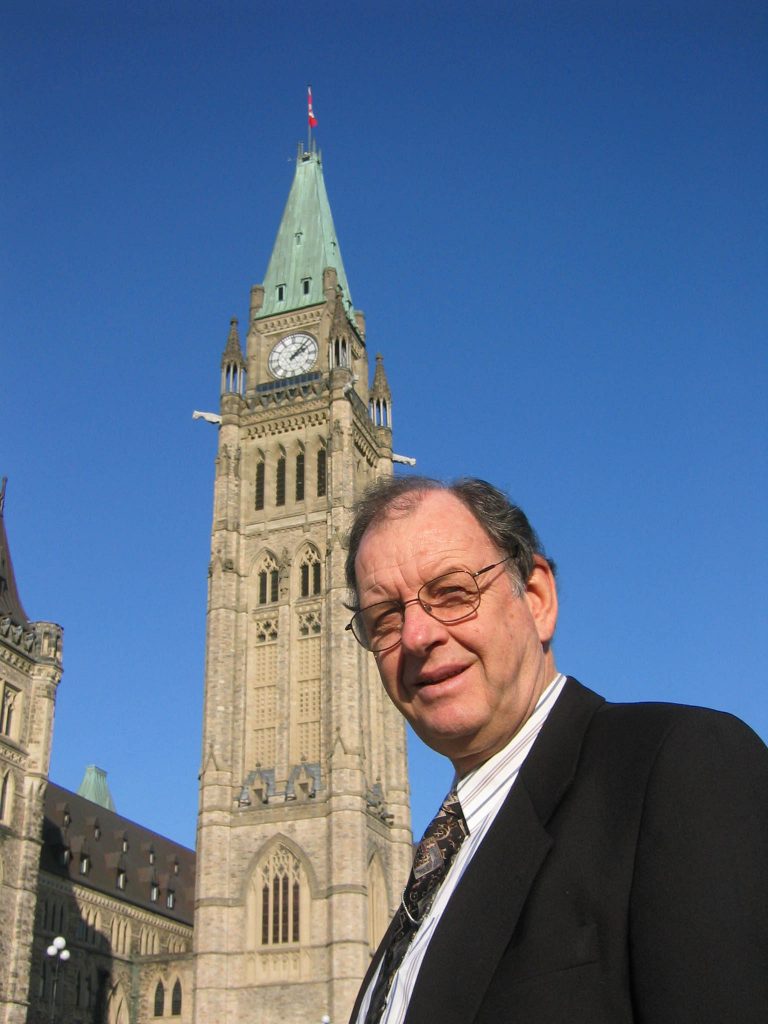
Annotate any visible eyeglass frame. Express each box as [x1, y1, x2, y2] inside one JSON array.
[[345, 554, 516, 653]]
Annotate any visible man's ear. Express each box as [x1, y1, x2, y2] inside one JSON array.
[[524, 555, 558, 646]]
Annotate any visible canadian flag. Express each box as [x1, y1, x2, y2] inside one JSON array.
[[307, 86, 318, 128]]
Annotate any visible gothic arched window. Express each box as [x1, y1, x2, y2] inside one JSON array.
[[276, 455, 286, 506], [299, 549, 321, 598], [153, 981, 164, 1017], [260, 846, 302, 946], [257, 555, 279, 605], [255, 458, 265, 511], [316, 447, 327, 498], [295, 450, 305, 502], [171, 979, 182, 1016]]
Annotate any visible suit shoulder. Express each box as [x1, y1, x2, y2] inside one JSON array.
[[586, 694, 768, 774]]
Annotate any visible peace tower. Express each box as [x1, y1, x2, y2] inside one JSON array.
[[192, 143, 412, 1024]]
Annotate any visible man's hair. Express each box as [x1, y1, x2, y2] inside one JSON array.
[[344, 475, 555, 607]]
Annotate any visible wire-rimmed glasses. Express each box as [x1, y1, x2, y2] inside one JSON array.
[[345, 556, 513, 653]]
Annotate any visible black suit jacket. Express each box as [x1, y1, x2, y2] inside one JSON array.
[[351, 678, 768, 1023]]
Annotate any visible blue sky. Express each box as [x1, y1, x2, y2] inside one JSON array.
[[2, 1, 766, 848]]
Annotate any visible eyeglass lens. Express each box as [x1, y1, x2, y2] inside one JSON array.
[[354, 570, 481, 652]]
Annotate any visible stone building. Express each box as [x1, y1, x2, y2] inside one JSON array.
[[193, 141, 413, 1024], [29, 774, 194, 1024], [0, 138, 411, 1024], [0, 481, 63, 1024]]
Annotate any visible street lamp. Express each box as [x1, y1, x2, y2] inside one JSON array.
[[46, 936, 69, 1024]]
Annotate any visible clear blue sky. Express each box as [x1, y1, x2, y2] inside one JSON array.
[[2, 1, 766, 848]]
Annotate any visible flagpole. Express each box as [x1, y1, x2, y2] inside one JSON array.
[[307, 84, 312, 153]]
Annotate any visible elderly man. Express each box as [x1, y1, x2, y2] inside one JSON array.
[[345, 476, 768, 1024]]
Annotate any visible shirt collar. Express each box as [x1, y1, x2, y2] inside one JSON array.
[[455, 672, 567, 834]]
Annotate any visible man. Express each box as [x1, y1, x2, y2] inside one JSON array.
[[345, 476, 768, 1024]]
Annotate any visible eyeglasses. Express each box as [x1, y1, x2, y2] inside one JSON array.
[[345, 556, 514, 653]]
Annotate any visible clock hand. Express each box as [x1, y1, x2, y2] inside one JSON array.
[[290, 341, 309, 360]]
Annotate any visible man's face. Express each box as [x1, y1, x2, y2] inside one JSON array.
[[354, 490, 558, 775]]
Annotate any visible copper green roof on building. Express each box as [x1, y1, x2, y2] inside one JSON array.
[[77, 764, 116, 811], [258, 144, 355, 321]]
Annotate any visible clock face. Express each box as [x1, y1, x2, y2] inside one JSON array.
[[268, 332, 319, 378]]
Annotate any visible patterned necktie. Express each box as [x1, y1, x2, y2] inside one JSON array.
[[364, 790, 468, 1024]]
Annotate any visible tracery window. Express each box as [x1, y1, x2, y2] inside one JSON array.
[[299, 548, 322, 598], [257, 555, 279, 605], [260, 846, 302, 946]]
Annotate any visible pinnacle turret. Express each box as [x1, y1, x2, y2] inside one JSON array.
[[0, 478, 30, 628], [369, 354, 392, 428], [221, 317, 246, 396]]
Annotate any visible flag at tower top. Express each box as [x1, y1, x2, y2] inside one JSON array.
[[307, 86, 318, 128]]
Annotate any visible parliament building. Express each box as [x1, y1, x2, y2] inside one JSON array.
[[0, 141, 412, 1024]]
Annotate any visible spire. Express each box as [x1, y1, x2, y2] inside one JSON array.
[[258, 144, 354, 321], [0, 478, 30, 627], [77, 765, 116, 811], [221, 317, 246, 396], [369, 353, 393, 429]]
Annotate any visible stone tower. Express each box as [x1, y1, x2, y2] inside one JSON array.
[[192, 145, 412, 1024], [0, 481, 63, 1024]]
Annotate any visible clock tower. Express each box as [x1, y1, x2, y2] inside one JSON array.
[[192, 143, 412, 1024]]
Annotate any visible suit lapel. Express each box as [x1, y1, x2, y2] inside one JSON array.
[[404, 679, 604, 1024], [349, 911, 403, 1023]]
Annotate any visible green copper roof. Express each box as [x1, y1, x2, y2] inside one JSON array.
[[258, 145, 354, 321], [77, 765, 116, 811]]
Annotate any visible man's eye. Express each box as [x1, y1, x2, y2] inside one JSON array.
[[427, 578, 473, 605], [367, 606, 402, 634]]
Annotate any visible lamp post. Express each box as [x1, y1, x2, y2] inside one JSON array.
[[46, 936, 69, 1024]]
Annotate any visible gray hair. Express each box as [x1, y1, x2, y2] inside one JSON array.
[[344, 475, 555, 608]]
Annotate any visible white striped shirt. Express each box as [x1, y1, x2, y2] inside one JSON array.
[[355, 672, 567, 1024]]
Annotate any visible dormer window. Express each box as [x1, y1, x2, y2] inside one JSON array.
[[173, 859, 180, 876], [148, 847, 155, 865], [93, 821, 101, 840], [79, 853, 91, 875], [166, 890, 176, 909], [277, 284, 285, 302], [150, 882, 159, 902], [117, 869, 127, 890], [121, 835, 129, 853], [302, 278, 311, 296]]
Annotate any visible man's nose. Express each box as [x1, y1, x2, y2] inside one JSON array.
[[399, 599, 448, 653]]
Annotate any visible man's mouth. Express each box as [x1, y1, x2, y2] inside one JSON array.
[[415, 665, 467, 688]]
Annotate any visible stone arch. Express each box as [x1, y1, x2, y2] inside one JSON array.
[[0, 768, 14, 823], [367, 851, 390, 953], [243, 834, 319, 952], [107, 981, 129, 1024]]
